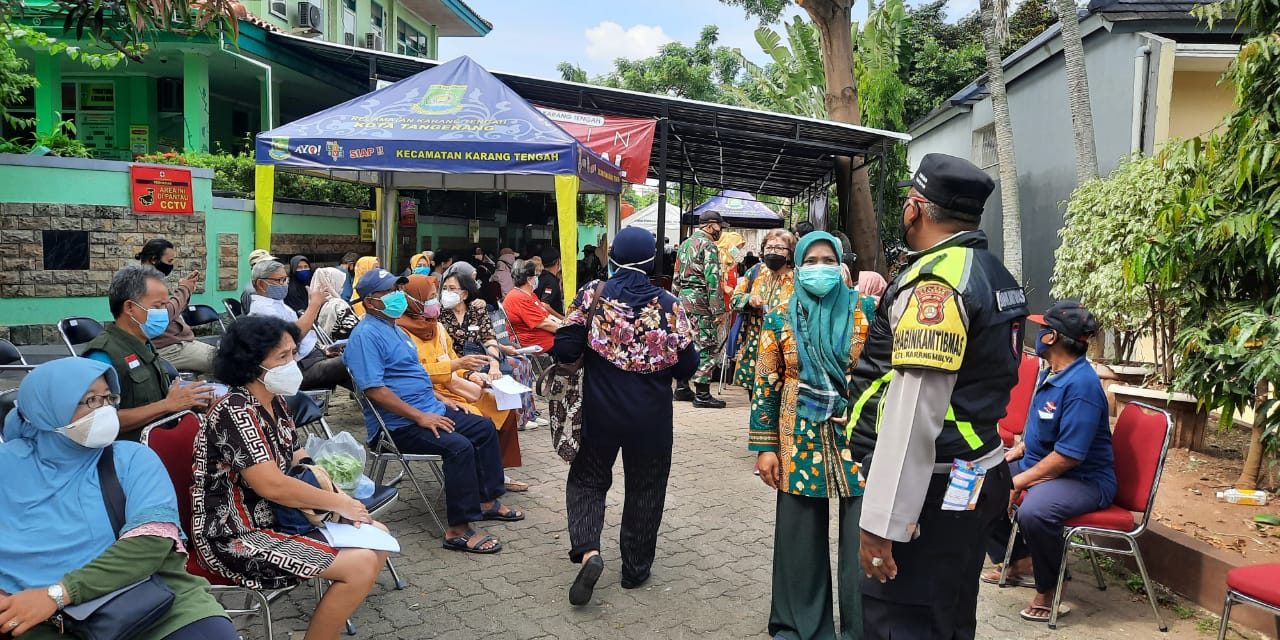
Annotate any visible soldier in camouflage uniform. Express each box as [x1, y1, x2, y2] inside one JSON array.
[[673, 210, 729, 409]]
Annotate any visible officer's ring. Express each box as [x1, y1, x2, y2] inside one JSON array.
[[871, 557, 884, 568]]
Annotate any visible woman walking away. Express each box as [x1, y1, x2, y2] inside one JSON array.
[[750, 231, 876, 640], [0, 358, 236, 640], [551, 227, 699, 606], [730, 229, 797, 392]]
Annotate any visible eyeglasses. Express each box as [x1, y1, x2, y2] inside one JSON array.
[[441, 285, 462, 292], [262, 276, 288, 285], [79, 394, 121, 409], [763, 245, 791, 253]]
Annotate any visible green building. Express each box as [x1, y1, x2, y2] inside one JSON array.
[[2, 0, 491, 157]]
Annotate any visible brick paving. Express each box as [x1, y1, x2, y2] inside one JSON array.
[[243, 386, 1233, 640]]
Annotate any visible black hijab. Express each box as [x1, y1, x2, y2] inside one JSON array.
[[285, 255, 311, 313]]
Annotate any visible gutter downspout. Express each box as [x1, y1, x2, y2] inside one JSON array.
[[1132, 43, 1151, 153], [220, 32, 274, 129]]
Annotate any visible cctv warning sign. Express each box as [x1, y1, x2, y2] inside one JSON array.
[[131, 165, 194, 214]]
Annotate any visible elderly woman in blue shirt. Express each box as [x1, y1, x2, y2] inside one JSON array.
[[0, 358, 233, 640]]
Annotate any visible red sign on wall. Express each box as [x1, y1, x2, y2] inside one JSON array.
[[130, 165, 194, 214], [538, 107, 657, 184]]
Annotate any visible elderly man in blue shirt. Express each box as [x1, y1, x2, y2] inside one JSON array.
[[982, 300, 1116, 624], [344, 269, 526, 555]]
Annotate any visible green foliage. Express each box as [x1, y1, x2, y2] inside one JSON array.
[[1053, 154, 1184, 365], [136, 151, 372, 208], [622, 185, 657, 211], [2, 119, 91, 157], [578, 194, 605, 226], [1004, 0, 1057, 56], [1129, 0, 1280, 447], [718, 0, 789, 23], [855, 0, 910, 243], [729, 16, 827, 117], [0, 38, 35, 130]]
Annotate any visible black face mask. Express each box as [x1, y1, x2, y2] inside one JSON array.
[[154, 261, 174, 276], [762, 254, 788, 271]]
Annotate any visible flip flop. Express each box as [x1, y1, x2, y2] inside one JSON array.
[[442, 528, 502, 554], [504, 480, 530, 492], [1019, 604, 1070, 623], [480, 500, 525, 522], [981, 568, 1037, 588]]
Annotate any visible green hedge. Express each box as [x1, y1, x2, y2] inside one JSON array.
[[137, 151, 371, 208]]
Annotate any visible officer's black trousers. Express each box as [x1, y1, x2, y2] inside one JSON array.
[[861, 461, 1011, 640], [768, 492, 863, 640]]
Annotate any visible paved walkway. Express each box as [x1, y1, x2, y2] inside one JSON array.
[[241, 387, 1227, 639]]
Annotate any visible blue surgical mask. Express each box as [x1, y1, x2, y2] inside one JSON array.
[[130, 301, 169, 339], [1034, 328, 1055, 357], [378, 291, 408, 319], [796, 264, 843, 297], [414, 266, 432, 276], [265, 283, 290, 300], [295, 269, 312, 284]]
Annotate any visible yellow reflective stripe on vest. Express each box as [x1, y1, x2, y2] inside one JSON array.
[[902, 246, 973, 291], [845, 371, 893, 440], [946, 405, 983, 450]]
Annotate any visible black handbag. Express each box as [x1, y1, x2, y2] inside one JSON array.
[[49, 445, 175, 640]]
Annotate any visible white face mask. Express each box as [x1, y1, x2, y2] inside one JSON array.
[[260, 361, 303, 396], [440, 290, 462, 310], [56, 406, 120, 449]]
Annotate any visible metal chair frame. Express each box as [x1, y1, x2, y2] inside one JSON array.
[[346, 371, 447, 534], [222, 298, 244, 318], [997, 401, 1173, 632], [0, 338, 28, 366], [57, 316, 105, 356], [1217, 587, 1280, 640]]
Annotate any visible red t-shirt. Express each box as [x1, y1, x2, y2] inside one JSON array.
[[502, 288, 555, 351]]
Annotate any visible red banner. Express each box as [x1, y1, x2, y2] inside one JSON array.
[[131, 165, 194, 214], [539, 107, 656, 184]]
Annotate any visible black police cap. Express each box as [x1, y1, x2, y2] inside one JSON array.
[[899, 153, 995, 219]]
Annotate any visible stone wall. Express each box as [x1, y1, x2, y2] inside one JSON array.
[[217, 233, 239, 292], [0, 202, 207, 344], [272, 233, 374, 265]]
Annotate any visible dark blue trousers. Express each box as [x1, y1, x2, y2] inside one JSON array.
[[389, 408, 506, 526], [988, 472, 1103, 593]]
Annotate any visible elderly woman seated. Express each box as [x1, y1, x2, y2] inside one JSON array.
[[0, 358, 235, 640], [191, 316, 389, 640], [398, 274, 530, 492]]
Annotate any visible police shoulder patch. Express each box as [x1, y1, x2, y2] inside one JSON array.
[[892, 282, 967, 372]]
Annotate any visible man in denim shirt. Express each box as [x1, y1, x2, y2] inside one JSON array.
[[984, 300, 1116, 624]]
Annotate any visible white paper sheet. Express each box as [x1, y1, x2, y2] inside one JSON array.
[[318, 522, 401, 553], [490, 375, 532, 411]]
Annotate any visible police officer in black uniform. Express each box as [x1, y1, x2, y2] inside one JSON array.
[[848, 153, 1029, 639]]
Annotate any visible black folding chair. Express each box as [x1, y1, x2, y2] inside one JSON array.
[[182, 304, 227, 346], [0, 339, 27, 366], [57, 317, 104, 356], [222, 298, 244, 318], [0, 388, 16, 444]]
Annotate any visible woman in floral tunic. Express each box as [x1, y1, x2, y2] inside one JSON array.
[[730, 228, 797, 390], [748, 231, 877, 640], [193, 315, 388, 640], [550, 227, 699, 607]]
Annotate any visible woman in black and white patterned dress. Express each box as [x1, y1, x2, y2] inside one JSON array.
[[192, 315, 387, 640]]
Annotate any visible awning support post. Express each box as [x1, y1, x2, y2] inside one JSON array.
[[654, 111, 670, 275], [377, 172, 397, 269]]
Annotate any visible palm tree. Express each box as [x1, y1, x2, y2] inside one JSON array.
[[1053, 0, 1099, 182], [981, 0, 1024, 281]]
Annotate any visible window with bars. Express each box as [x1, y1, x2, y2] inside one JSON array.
[[342, 0, 356, 46], [395, 18, 423, 57], [973, 124, 998, 169]]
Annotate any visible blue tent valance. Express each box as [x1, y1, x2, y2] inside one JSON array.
[[684, 190, 784, 229]]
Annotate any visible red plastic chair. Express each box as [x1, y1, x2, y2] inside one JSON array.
[[1217, 563, 1280, 640], [142, 412, 287, 640], [1045, 401, 1174, 631], [998, 352, 1040, 447]]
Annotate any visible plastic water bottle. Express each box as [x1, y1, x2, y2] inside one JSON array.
[[1216, 489, 1270, 506]]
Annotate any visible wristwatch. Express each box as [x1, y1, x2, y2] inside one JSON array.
[[47, 583, 66, 609]]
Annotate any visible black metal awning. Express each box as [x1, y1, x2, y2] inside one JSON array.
[[264, 32, 910, 199]]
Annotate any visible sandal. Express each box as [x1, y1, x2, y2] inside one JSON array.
[[442, 528, 502, 554], [480, 500, 525, 522], [981, 567, 1037, 588], [1019, 604, 1070, 623], [504, 480, 530, 492]]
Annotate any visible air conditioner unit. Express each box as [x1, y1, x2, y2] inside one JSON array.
[[296, 0, 322, 33], [364, 32, 384, 50], [269, 0, 287, 17]]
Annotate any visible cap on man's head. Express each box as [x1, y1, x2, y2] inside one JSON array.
[[341, 252, 359, 264], [248, 249, 277, 266], [1029, 300, 1099, 342], [698, 210, 731, 227], [900, 153, 995, 219], [355, 269, 408, 299]]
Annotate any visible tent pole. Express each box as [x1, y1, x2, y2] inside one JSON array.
[[606, 193, 620, 242], [654, 112, 669, 275]]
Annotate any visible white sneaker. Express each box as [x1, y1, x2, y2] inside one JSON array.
[[533, 416, 549, 427]]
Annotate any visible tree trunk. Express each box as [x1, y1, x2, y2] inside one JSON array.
[[804, 0, 886, 275], [1235, 382, 1270, 490], [981, 0, 1024, 282], [1054, 0, 1099, 183]]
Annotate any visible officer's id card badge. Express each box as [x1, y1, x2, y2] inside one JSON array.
[[942, 459, 986, 511]]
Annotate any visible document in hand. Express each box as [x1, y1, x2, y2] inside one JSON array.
[[318, 522, 401, 553], [490, 375, 532, 411]]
